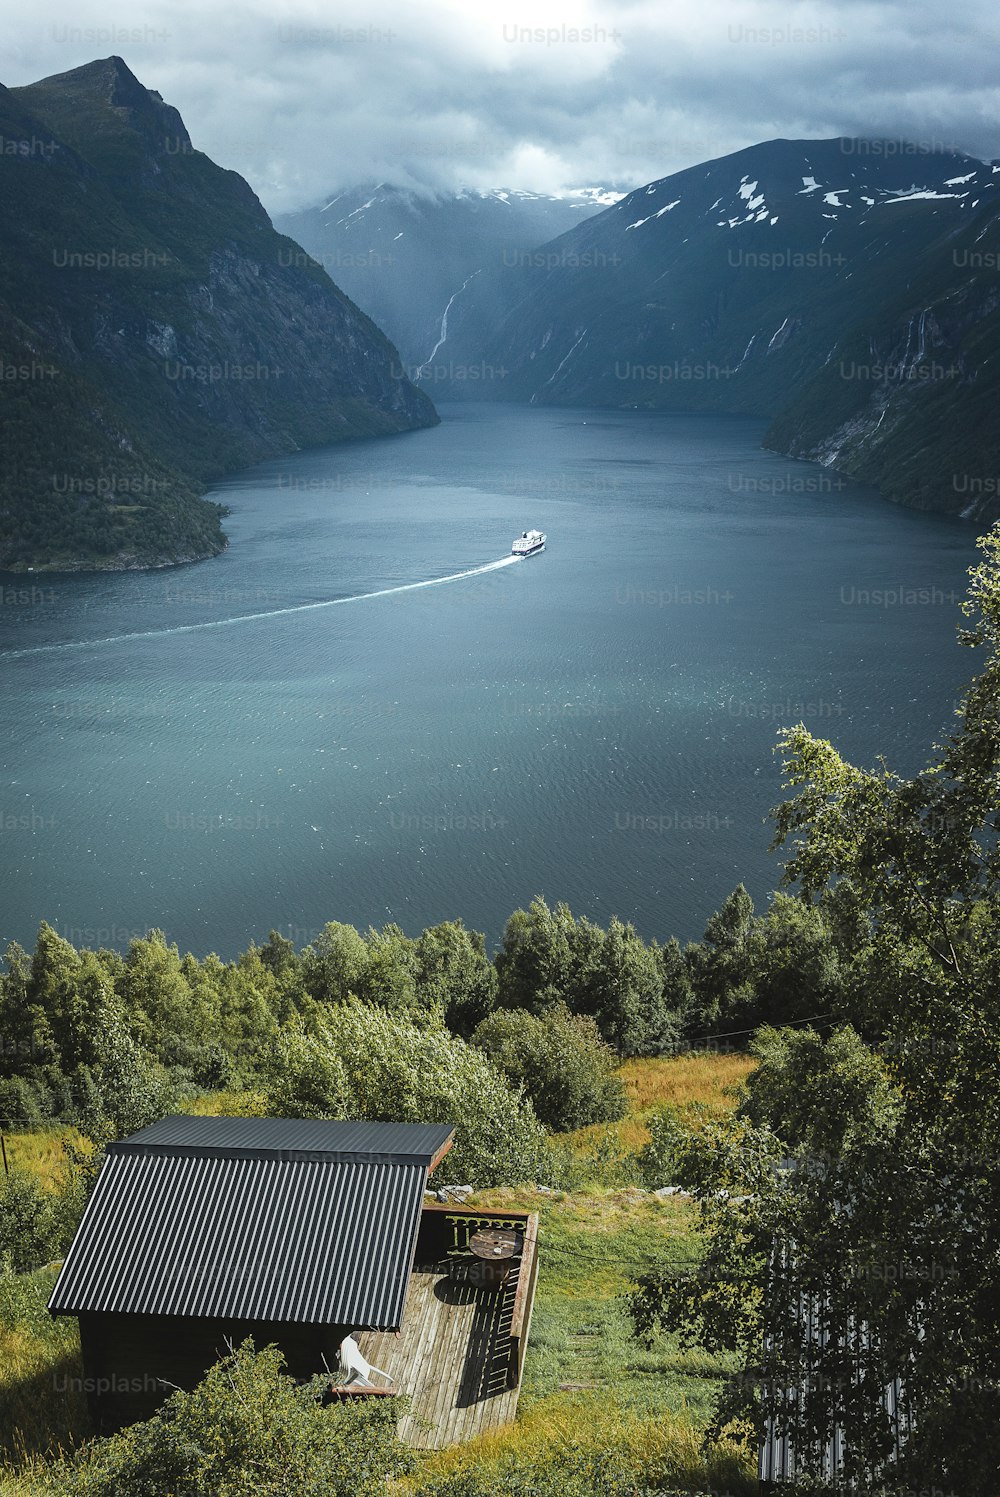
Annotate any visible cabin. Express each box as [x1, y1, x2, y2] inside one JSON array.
[[758, 1252, 910, 1489], [48, 1116, 539, 1444]]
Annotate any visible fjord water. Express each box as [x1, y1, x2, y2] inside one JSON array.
[[0, 405, 977, 957]]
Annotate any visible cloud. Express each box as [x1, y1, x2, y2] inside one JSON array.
[[5, 0, 999, 213]]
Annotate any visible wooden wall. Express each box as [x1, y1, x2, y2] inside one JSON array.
[[76, 1313, 349, 1432]]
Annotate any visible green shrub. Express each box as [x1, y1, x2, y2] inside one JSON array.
[[547, 1129, 642, 1191], [0, 1174, 60, 1274], [636, 1108, 690, 1190], [0, 1077, 52, 1129], [49, 1340, 410, 1497], [472, 1005, 627, 1133]]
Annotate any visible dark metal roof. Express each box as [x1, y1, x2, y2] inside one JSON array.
[[49, 1118, 455, 1328], [109, 1116, 454, 1165]]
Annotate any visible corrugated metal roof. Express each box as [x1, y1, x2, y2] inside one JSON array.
[[110, 1116, 454, 1163], [49, 1118, 455, 1327]]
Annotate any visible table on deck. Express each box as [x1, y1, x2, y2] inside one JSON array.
[[466, 1228, 523, 1288]]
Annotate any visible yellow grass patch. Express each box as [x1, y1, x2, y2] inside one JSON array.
[[0, 1129, 88, 1192], [565, 1051, 756, 1156], [620, 1051, 756, 1115], [406, 1392, 753, 1492], [183, 1090, 267, 1117]]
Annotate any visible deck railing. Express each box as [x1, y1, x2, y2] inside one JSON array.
[[416, 1202, 540, 1390], [507, 1213, 539, 1389]]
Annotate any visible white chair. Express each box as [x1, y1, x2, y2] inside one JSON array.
[[338, 1334, 393, 1388]]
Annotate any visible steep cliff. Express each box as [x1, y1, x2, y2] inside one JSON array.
[[0, 58, 437, 571], [763, 197, 1000, 521], [275, 185, 617, 369]]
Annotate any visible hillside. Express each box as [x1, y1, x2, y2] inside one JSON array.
[[0, 59, 437, 572], [763, 192, 1000, 519], [275, 184, 618, 370], [0, 1052, 756, 1495]]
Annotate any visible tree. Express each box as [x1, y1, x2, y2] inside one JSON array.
[[258, 930, 299, 980], [23, 922, 80, 1073], [76, 999, 173, 1141], [632, 524, 1000, 1494], [471, 1005, 627, 1132], [657, 936, 696, 1039], [119, 932, 203, 1070], [743, 894, 844, 1030], [493, 901, 686, 1055], [357, 924, 420, 1015], [588, 917, 680, 1056], [494, 898, 580, 1013], [269, 1004, 551, 1188], [414, 921, 497, 1035], [685, 885, 755, 1033], [740, 1024, 901, 1162], [267, 1018, 351, 1122], [300, 922, 369, 1005], [0, 941, 36, 1080]]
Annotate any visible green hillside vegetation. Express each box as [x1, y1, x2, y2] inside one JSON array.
[[0, 59, 435, 571], [0, 1075, 755, 1496]]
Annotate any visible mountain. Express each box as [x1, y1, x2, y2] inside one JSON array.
[[428, 138, 1000, 518], [0, 58, 436, 572], [274, 185, 619, 370], [763, 195, 1000, 519]]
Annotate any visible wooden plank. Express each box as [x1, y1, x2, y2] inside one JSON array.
[[509, 1213, 539, 1342], [511, 1217, 540, 1389], [356, 1256, 536, 1449]]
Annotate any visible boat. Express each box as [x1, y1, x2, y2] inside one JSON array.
[[512, 529, 546, 557]]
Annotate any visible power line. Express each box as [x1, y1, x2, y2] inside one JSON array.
[[670, 1012, 836, 1047]]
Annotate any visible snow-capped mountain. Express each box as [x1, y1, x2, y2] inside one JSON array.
[[427, 138, 1000, 517], [274, 184, 620, 368]]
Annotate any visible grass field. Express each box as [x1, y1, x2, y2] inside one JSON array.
[[483, 1187, 735, 1416], [567, 1050, 756, 1156], [620, 1052, 756, 1117], [0, 1128, 87, 1193], [0, 1268, 86, 1466]]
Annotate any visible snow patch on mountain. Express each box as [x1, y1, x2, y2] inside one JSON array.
[[885, 189, 968, 202]]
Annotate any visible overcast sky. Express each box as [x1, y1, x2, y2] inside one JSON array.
[[5, 0, 1000, 214]]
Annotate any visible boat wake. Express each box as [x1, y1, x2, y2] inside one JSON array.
[[1, 554, 522, 659]]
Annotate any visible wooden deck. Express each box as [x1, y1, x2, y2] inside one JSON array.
[[357, 1260, 525, 1447]]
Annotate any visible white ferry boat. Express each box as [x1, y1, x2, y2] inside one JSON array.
[[512, 529, 546, 557]]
